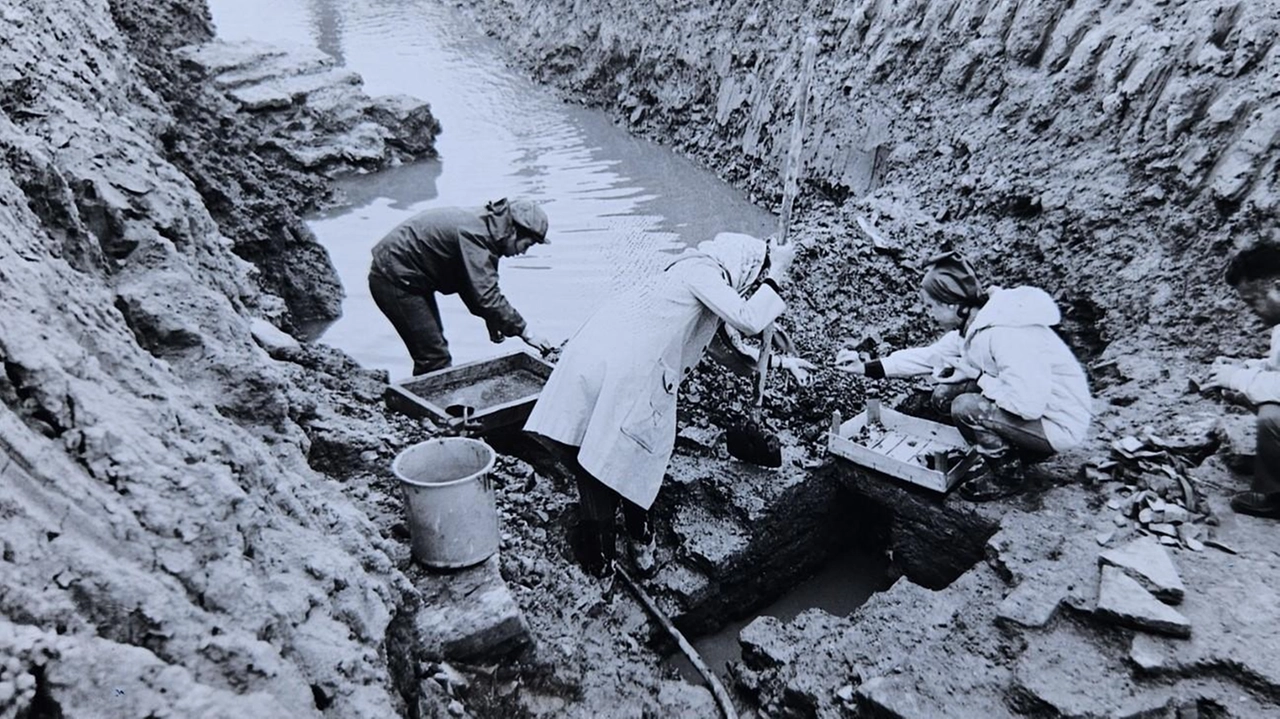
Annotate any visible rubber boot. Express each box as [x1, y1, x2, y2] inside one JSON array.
[[1230, 491, 1280, 519], [576, 520, 617, 580], [958, 451, 1025, 502], [623, 506, 657, 579]]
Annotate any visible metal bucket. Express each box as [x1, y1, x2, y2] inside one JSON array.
[[392, 437, 499, 569]]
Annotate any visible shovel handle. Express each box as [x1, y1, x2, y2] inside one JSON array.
[[777, 36, 819, 247], [752, 325, 775, 411], [752, 36, 816, 412]]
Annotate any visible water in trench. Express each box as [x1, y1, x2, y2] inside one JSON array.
[[208, 0, 778, 380], [667, 544, 890, 687]]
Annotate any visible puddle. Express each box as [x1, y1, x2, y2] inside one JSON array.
[[666, 542, 891, 685]]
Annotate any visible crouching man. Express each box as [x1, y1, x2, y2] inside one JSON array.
[[836, 252, 1093, 501], [1202, 243, 1280, 520]]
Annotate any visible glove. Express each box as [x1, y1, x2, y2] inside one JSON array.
[[765, 238, 797, 284], [520, 328, 555, 355], [773, 355, 816, 386]]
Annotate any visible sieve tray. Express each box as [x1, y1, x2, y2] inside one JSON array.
[[384, 349, 554, 433], [827, 405, 979, 493]]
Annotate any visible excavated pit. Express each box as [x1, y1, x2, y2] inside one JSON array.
[[491, 427, 996, 644]]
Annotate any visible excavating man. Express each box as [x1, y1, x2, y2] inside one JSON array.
[[1202, 241, 1280, 520], [368, 198, 555, 376]]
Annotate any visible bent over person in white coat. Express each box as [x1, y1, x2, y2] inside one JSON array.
[[524, 233, 813, 579], [837, 252, 1093, 502]]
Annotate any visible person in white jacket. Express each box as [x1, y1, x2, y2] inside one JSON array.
[[1203, 243, 1280, 519], [524, 233, 813, 579], [836, 252, 1093, 501]]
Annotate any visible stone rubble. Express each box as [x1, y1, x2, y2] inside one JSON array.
[[175, 39, 441, 176]]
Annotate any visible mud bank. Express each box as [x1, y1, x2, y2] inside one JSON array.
[[467, 0, 1279, 359], [0, 1, 828, 717], [0, 0, 446, 716]]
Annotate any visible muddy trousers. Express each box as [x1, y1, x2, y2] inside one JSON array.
[[574, 463, 652, 575], [368, 271, 450, 376], [1254, 404, 1280, 494], [575, 471, 652, 543], [534, 436, 652, 574], [932, 383, 1054, 461]]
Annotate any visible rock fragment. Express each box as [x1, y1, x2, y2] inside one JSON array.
[[1098, 536, 1185, 604], [1095, 566, 1191, 638]]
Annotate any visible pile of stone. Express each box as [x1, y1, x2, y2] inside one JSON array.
[[1085, 432, 1231, 553]]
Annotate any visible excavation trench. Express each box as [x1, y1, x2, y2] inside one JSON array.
[[494, 430, 1000, 701], [207, 0, 1002, 709]]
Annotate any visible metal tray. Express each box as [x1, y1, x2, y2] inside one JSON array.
[[384, 350, 554, 433], [827, 405, 979, 493]]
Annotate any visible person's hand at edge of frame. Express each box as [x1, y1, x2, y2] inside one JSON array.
[[520, 327, 555, 356], [834, 348, 869, 375]]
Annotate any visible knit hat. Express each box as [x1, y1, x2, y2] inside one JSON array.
[[509, 200, 550, 243], [921, 251, 984, 306]]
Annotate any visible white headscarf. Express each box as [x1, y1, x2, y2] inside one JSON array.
[[684, 232, 768, 294]]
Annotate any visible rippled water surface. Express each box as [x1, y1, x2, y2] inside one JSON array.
[[207, 0, 777, 379]]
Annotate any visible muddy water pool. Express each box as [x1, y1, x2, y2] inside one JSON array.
[[668, 544, 890, 689], [207, 0, 777, 380]]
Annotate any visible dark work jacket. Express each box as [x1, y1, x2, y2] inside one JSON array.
[[368, 203, 526, 338]]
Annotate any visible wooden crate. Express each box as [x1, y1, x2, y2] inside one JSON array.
[[384, 349, 554, 433], [826, 405, 979, 493]]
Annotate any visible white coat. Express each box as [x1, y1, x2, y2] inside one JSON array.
[[524, 233, 786, 510], [879, 286, 1093, 451]]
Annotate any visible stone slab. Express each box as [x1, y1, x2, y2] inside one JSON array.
[[174, 39, 286, 74], [249, 317, 299, 355], [229, 69, 362, 111], [1014, 622, 1163, 719], [996, 579, 1065, 629], [671, 503, 747, 572], [739, 615, 798, 669], [1099, 536, 1186, 604], [1121, 506, 1280, 694], [411, 555, 530, 660], [856, 669, 1020, 719], [1096, 566, 1191, 638], [213, 46, 335, 90]]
